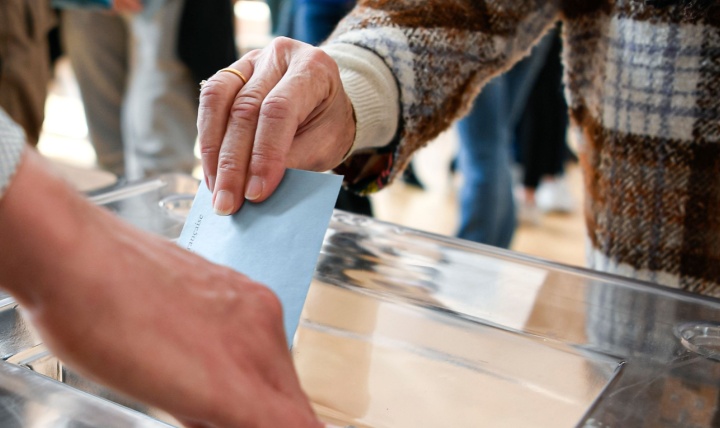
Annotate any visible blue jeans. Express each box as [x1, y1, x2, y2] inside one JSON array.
[[456, 31, 554, 247], [292, 0, 355, 46]]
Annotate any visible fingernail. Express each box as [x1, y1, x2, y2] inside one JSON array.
[[245, 176, 263, 201], [213, 190, 234, 216], [208, 175, 216, 192]]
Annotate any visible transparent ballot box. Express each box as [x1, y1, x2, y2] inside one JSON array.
[[1, 174, 720, 427]]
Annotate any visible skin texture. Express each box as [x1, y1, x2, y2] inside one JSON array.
[[197, 37, 355, 215], [0, 148, 323, 428]]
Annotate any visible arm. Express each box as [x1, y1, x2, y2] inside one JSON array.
[[197, 0, 561, 214], [325, 1, 562, 193], [0, 146, 321, 427]]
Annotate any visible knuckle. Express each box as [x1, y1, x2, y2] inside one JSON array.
[[271, 36, 294, 51], [252, 145, 286, 168], [242, 48, 262, 61], [216, 266, 246, 285], [227, 94, 264, 124], [306, 46, 331, 66], [199, 144, 219, 157], [252, 285, 283, 320], [198, 79, 230, 104], [297, 46, 332, 69], [217, 152, 246, 175], [260, 95, 293, 122]]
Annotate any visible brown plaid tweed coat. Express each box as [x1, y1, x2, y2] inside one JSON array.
[[330, 0, 720, 296]]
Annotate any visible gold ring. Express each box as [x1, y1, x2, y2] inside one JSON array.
[[219, 67, 248, 84]]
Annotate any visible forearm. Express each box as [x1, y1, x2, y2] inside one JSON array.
[[0, 148, 97, 308], [326, 0, 562, 193], [0, 148, 322, 427]]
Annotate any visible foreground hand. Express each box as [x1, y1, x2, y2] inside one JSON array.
[[0, 149, 322, 428], [198, 37, 356, 215]]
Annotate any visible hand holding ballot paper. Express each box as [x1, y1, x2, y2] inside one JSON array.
[[197, 38, 356, 216]]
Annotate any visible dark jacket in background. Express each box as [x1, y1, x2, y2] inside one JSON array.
[[178, 0, 238, 84]]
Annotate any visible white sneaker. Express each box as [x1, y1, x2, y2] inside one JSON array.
[[514, 186, 542, 226], [535, 176, 575, 213], [517, 199, 542, 226]]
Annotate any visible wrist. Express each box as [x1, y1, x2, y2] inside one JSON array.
[[322, 43, 400, 154]]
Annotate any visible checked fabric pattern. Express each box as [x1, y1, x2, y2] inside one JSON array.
[[330, 0, 720, 296], [0, 108, 26, 201], [571, 13, 720, 295]]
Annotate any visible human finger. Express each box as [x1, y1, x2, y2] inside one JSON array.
[[210, 38, 312, 214], [210, 38, 342, 213], [244, 48, 343, 203], [197, 60, 255, 194], [208, 47, 290, 215]]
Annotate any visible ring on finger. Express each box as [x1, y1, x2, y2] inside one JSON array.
[[218, 67, 248, 84]]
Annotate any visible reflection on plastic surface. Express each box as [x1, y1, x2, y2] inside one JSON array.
[[295, 282, 622, 427], [676, 323, 720, 362], [0, 298, 41, 361], [5, 345, 181, 426], [299, 214, 617, 427], [0, 361, 169, 427], [88, 174, 199, 239], [303, 211, 720, 427], [2, 175, 720, 427]]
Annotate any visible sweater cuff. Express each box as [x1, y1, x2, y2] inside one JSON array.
[[322, 43, 399, 155], [0, 109, 27, 202]]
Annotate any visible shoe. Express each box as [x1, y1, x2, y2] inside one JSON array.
[[514, 187, 541, 226], [517, 200, 541, 226], [535, 176, 575, 213]]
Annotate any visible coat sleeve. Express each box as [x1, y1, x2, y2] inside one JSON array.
[[326, 0, 562, 194], [0, 109, 27, 201]]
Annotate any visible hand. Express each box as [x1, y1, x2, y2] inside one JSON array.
[[198, 37, 356, 215], [112, 0, 143, 13], [0, 149, 322, 428]]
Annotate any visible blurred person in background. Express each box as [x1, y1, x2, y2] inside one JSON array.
[[61, 0, 236, 181], [293, 0, 354, 46], [453, 30, 556, 247], [513, 25, 575, 223], [0, 0, 55, 146]]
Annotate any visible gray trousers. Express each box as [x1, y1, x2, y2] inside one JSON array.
[[62, 0, 199, 180]]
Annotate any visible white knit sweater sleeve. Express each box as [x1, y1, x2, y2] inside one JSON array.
[[322, 43, 399, 154], [0, 109, 26, 201]]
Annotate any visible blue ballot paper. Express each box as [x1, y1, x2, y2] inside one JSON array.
[[176, 169, 343, 345]]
